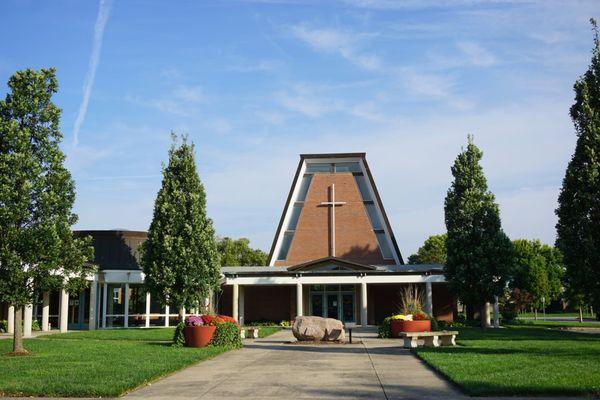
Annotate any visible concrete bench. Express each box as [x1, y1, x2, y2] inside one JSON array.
[[240, 327, 259, 339], [401, 331, 458, 349]]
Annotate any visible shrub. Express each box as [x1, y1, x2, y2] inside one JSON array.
[[279, 320, 290, 327], [0, 320, 7, 333], [246, 320, 277, 327], [429, 317, 440, 331], [172, 321, 186, 347], [32, 320, 40, 331], [501, 309, 518, 323], [378, 316, 392, 338], [211, 321, 242, 348]]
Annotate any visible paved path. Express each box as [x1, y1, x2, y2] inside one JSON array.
[[125, 328, 464, 399]]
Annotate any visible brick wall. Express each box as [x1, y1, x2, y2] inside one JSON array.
[[276, 173, 389, 266]]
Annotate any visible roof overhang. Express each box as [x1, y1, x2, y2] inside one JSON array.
[[286, 256, 376, 271]]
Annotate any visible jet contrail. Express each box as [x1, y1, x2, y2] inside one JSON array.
[[73, 0, 113, 146]]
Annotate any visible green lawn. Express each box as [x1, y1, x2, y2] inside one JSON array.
[[515, 319, 600, 328], [414, 326, 600, 396], [0, 328, 231, 397], [257, 326, 282, 338], [518, 311, 596, 319]]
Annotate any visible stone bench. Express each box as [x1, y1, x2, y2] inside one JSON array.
[[401, 331, 458, 349], [240, 327, 259, 339]]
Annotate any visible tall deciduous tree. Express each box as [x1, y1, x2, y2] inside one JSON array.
[[141, 135, 220, 320], [510, 239, 564, 318], [218, 237, 267, 266], [444, 137, 513, 327], [556, 19, 600, 321], [0, 68, 94, 354], [407, 234, 447, 265]]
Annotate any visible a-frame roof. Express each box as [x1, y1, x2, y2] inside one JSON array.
[[267, 153, 404, 266]]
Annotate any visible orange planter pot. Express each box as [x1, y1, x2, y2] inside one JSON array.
[[184, 325, 216, 347], [391, 320, 431, 337]]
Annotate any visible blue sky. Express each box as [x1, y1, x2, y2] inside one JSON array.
[[1, 0, 599, 258]]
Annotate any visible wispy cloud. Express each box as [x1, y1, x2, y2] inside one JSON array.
[[291, 25, 380, 70], [457, 41, 496, 67], [126, 85, 205, 116], [72, 0, 113, 147]]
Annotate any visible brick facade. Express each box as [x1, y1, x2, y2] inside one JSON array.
[[275, 173, 391, 266]]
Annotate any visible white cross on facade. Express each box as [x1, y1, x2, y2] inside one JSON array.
[[319, 183, 346, 257]]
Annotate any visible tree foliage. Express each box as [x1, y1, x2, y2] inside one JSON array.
[[217, 237, 267, 266], [444, 137, 513, 325], [141, 135, 220, 315], [408, 234, 447, 265], [555, 19, 600, 316], [0, 68, 94, 353], [510, 239, 564, 311]]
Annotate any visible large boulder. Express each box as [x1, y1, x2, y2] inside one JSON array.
[[292, 316, 346, 342]]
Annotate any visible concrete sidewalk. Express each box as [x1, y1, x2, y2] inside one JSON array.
[[125, 328, 464, 399]]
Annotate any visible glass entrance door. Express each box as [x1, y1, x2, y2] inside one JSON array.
[[68, 289, 90, 330], [311, 293, 324, 317], [309, 285, 356, 323], [326, 294, 339, 319]]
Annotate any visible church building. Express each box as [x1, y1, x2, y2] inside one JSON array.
[[0, 153, 454, 335], [217, 153, 454, 326]]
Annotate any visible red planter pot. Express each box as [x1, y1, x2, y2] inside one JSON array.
[[184, 325, 216, 347], [391, 320, 431, 337]]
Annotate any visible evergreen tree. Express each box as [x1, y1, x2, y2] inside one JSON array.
[[444, 137, 513, 327], [510, 239, 564, 317], [407, 234, 447, 265], [141, 135, 220, 319], [217, 237, 267, 266], [0, 68, 94, 354], [556, 19, 600, 320]]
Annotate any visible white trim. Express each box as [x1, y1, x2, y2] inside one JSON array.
[[270, 161, 308, 265], [224, 274, 445, 286], [101, 270, 144, 283]]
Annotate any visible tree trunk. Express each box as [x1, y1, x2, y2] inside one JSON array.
[[579, 307, 583, 323], [481, 303, 491, 328], [534, 309, 538, 320], [12, 306, 28, 355], [465, 303, 476, 321], [179, 307, 186, 324]]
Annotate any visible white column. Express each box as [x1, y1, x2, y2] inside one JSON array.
[[102, 283, 108, 328], [164, 305, 170, 327], [296, 283, 303, 318], [232, 284, 239, 323], [7, 305, 15, 334], [239, 287, 245, 326], [89, 281, 97, 330], [425, 282, 433, 316], [59, 289, 69, 333], [493, 296, 500, 328], [42, 292, 50, 331], [484, 302, 492, 327], [360, 282, 368, 327], [123, 283, 130, 328], [145, 292, 151, 328], [23, 304, 33, 338]]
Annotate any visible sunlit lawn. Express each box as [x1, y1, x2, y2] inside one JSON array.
[[414, 326, 600, 396], [0, 328, 229, 397]]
